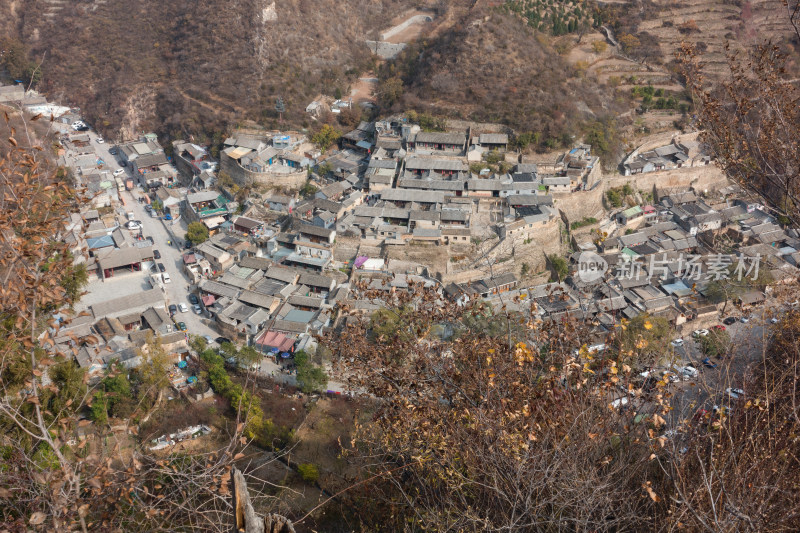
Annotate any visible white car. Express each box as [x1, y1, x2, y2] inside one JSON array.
[[662, 371, 681, 383], [96, 137, 104, 144], [726, 387, 744, 399], [126, 221, 141, 230], [670, 338, 684, 347], [692, 329, 709, 338], [610, 397, 629, 409], [676, 365, 698, 379], [113, 168, 125, 176], [769, 317, 778, 324], [739, 316, 750, 323], [179, 303, 188, 313], [162, 272, 172, 283]]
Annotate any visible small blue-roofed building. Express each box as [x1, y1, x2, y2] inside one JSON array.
[[87, 234, 115, 254]]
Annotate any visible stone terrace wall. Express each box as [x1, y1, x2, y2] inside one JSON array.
[[365, 41, 407, 60], [221, 152, 307, 190], [606, 163, 729, 198], [555, 184, 606, 225]]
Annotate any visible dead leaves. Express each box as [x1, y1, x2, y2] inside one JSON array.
[[642, 481, 660, 502]]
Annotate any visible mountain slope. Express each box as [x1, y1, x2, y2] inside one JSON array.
[[389, 10, 624, 140], [2, 0, 423, 138]]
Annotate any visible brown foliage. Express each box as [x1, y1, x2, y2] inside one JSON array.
[[680, 37, 800, 223], [325, 276, 800, 531], [3, 0, 427, 138], [382, 10, 626, 142], [325, 284, 669, 531], [0, 112, 280, 531], [662, 311, 800, 531]]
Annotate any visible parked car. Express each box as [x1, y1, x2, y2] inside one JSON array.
[[162, 272, 171, 283], [740, 316, 750, 323], [127, 221, 141, 230], [662, 371, 680, 383], [712, 324, 726, 331], [610, 397, 629, 409], [670, 338, 684, 347], [120, 160, 127, 167], [203, 335, 215, 345], [163, 214, 173, 220], [153, 249, 161, 260], [96, 137, 104, 144], [113, 168, 125, 176], [692, 329, 710, 338], [726, 387, 745, 399], [676, 365, 698, 379], [168, 304, 178, 316], [723, 317, 737, 325], [109, 148, 117, 155], [193, 304, 202, 314], [144, 204, 152, 212], [769, 317, 779, 324], [157, 263, 166, 272], [178, 303, 188, 313], [188, 294, 199, 305], [215, 337, 232, 345], [702, 358, 717, 369], [176, 322, 187, 332]]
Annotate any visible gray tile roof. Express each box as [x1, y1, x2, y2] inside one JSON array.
[[413, 132, 466, 145]]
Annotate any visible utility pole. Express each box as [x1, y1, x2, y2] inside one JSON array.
[[275, 96, 286, 124]]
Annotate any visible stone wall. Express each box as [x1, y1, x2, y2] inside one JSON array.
[[605, 163, 729, 198], [554, 183, 606, 225], [440, 217, 561, 284], [445, 118, 512, 134], [221, 152, 307, 190], [365, 40, 407, 60]]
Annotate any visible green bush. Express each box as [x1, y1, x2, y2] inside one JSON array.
[[298, 463, 320, 483], [606, 189, 622, 208], [570, 217, 598, 230]]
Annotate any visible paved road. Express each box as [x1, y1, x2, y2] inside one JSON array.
[[119, 189, 220, 340], [664, 310, 773, 427], [121, 190, 350, 391]]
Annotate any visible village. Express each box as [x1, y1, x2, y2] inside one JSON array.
[[4, 79, 799, 405]]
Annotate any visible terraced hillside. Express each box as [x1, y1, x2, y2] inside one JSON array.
[[567, 0, 795, 95], [640, 0, 792, 71]]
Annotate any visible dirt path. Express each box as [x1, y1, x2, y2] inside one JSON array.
[[350, 75, 377, 103], [175, 88, 249, 116]]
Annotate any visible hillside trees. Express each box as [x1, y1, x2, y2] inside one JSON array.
[[680, 30, 800, 223], [376, 76, 404, 108], [325, 285, 668, 531], [311, 124, 342, 152], [0, 37, 43, 87], [186, 221, 210, 245], [0, 112, 274, 531], [326, 278, 800, 531], [293, 350, 328, 394], [662, 311, 800, 531]]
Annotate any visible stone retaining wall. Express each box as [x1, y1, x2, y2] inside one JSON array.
[[220, 151, 307, 189], [365, 41, 407, 60]]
